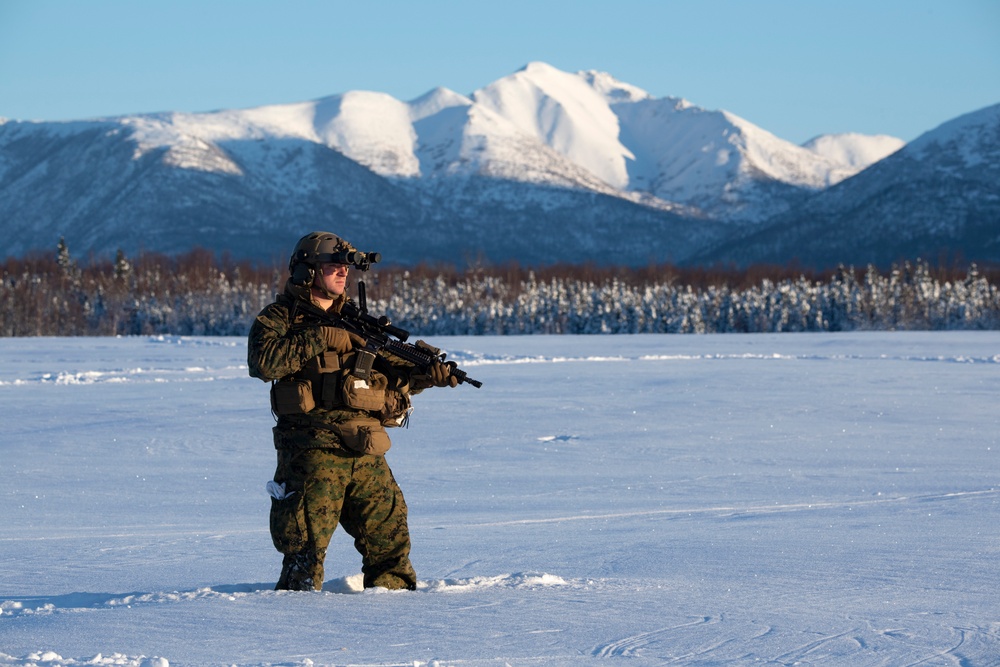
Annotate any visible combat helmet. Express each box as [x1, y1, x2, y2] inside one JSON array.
[[288, 231, 353, 286]]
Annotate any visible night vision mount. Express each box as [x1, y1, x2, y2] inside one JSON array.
[[289, 248, 382, 287], [318, 249, 381, 272]]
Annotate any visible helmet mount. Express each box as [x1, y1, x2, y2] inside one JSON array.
[[288, 231, 382, 289]]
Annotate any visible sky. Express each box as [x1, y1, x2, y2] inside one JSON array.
[[1, 0, 998, 144]]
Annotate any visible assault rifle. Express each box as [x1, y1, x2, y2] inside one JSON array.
[[296, 277, 483, 389]]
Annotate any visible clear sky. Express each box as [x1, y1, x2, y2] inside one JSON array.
[[1, 0, 998, 144]]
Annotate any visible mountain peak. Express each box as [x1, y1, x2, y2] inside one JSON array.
[[472, 62, 635, 189], [517, 61, 562, 76], [801, 133, 905, 170], [578, 69, 651, 104], [408, 86, 472, 122]]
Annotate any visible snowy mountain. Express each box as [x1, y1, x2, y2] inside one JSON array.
[[332, 62, 892, 222], [0, 115, 418, 262], [802, 133, 905, 170], [0, 62, 981, 267], [695, 103, 1000, 268]]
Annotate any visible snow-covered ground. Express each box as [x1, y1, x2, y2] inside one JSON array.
[[1, 332, 997, 666]]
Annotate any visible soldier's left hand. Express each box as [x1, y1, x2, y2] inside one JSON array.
[[320, 326, 367, 353], [429, 360, 459, 388]]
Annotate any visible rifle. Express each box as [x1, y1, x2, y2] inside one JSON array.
[[294, 267, 483, 389]]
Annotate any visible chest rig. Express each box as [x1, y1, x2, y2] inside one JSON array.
[[270, 295, 390, 417]]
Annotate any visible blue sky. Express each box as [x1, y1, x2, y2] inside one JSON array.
[[1, 0, 998, 144]]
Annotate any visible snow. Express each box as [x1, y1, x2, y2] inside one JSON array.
[[906, 102, 1000, 168], [579, 70, 653, 105], [310, 92, 419, 177], [407, 87, 472, 124], [473, 62, 636, 189], [1, 331, 998, 666], [58, 62, 906, 222], [801, 133, 906, 170]]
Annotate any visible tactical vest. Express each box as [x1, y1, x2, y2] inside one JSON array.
[[267, 294, 411, 455], [271, 348, 389, 414]]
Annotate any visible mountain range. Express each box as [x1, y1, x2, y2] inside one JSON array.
[[0, 61, 995, 268]]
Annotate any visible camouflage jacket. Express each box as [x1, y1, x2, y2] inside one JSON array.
[[248, 281, 415, 450], [248, 281, 332, 384]]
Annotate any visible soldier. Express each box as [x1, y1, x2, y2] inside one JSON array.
[[247, 231, 457, 591]]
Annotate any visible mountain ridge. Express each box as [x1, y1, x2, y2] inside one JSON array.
[[693, 103, 1000, 268], [0, 62, 993, 267]]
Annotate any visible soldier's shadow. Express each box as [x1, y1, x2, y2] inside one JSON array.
[[1, 576, 369, 614]]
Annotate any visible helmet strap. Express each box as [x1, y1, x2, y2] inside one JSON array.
[[311, 281, 340, 301]]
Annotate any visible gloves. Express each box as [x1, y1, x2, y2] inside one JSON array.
[[320, 326, 366, 353], [410, 361, 458, 390], [429, 360, 459, 388]]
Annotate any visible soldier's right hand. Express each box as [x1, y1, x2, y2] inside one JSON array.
[[320, 326, 365, 353]]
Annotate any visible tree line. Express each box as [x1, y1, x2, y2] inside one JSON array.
[[1, 241, 997, 337]]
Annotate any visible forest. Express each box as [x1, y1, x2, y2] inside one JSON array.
[[1, 240, 997, 337]]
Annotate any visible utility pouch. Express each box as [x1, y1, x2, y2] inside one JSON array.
[[269, 493, 307, 554], [303, 351, 343, 408], [271, 379, 315, 415], [331, 416, 392, 456], [315, 351, 341, 373], [341, 369, 388, 412], [380, 389, 412, 428]]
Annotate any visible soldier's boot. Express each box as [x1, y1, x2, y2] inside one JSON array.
[[367, 571, 417, 591], [275, 550, 324, 591], [363, 555, 417, 591]]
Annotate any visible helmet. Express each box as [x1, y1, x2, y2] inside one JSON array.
[[289, 231, 352, 270], [288, 231, 353, 286], [288, 231, 382, 287]]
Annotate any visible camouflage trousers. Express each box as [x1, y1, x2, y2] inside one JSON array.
[[269, 440, 416, 592]]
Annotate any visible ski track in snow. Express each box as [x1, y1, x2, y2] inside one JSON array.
[[589, 619, 1000, 666], [3, 618, 993, 667], [592, 616, 720, 658]]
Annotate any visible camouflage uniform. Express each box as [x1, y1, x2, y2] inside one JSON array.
[[248, 280, 418, 591]]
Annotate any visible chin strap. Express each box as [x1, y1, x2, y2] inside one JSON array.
[[310, 282, 340, 302]]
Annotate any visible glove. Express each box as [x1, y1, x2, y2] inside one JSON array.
[[320, 326, 365, 353], [429, 360, 459, 388], [410, 361, 458, 390]]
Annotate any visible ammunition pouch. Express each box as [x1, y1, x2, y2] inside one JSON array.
[[329, 416, 392, 456], [340, 368, 388, 411], [313, 351, 343, 407], [271, 379, 315, 415], [269, 348, 411, 444]]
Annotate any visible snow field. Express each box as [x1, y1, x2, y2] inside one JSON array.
[[0, 332, 997, 666]]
